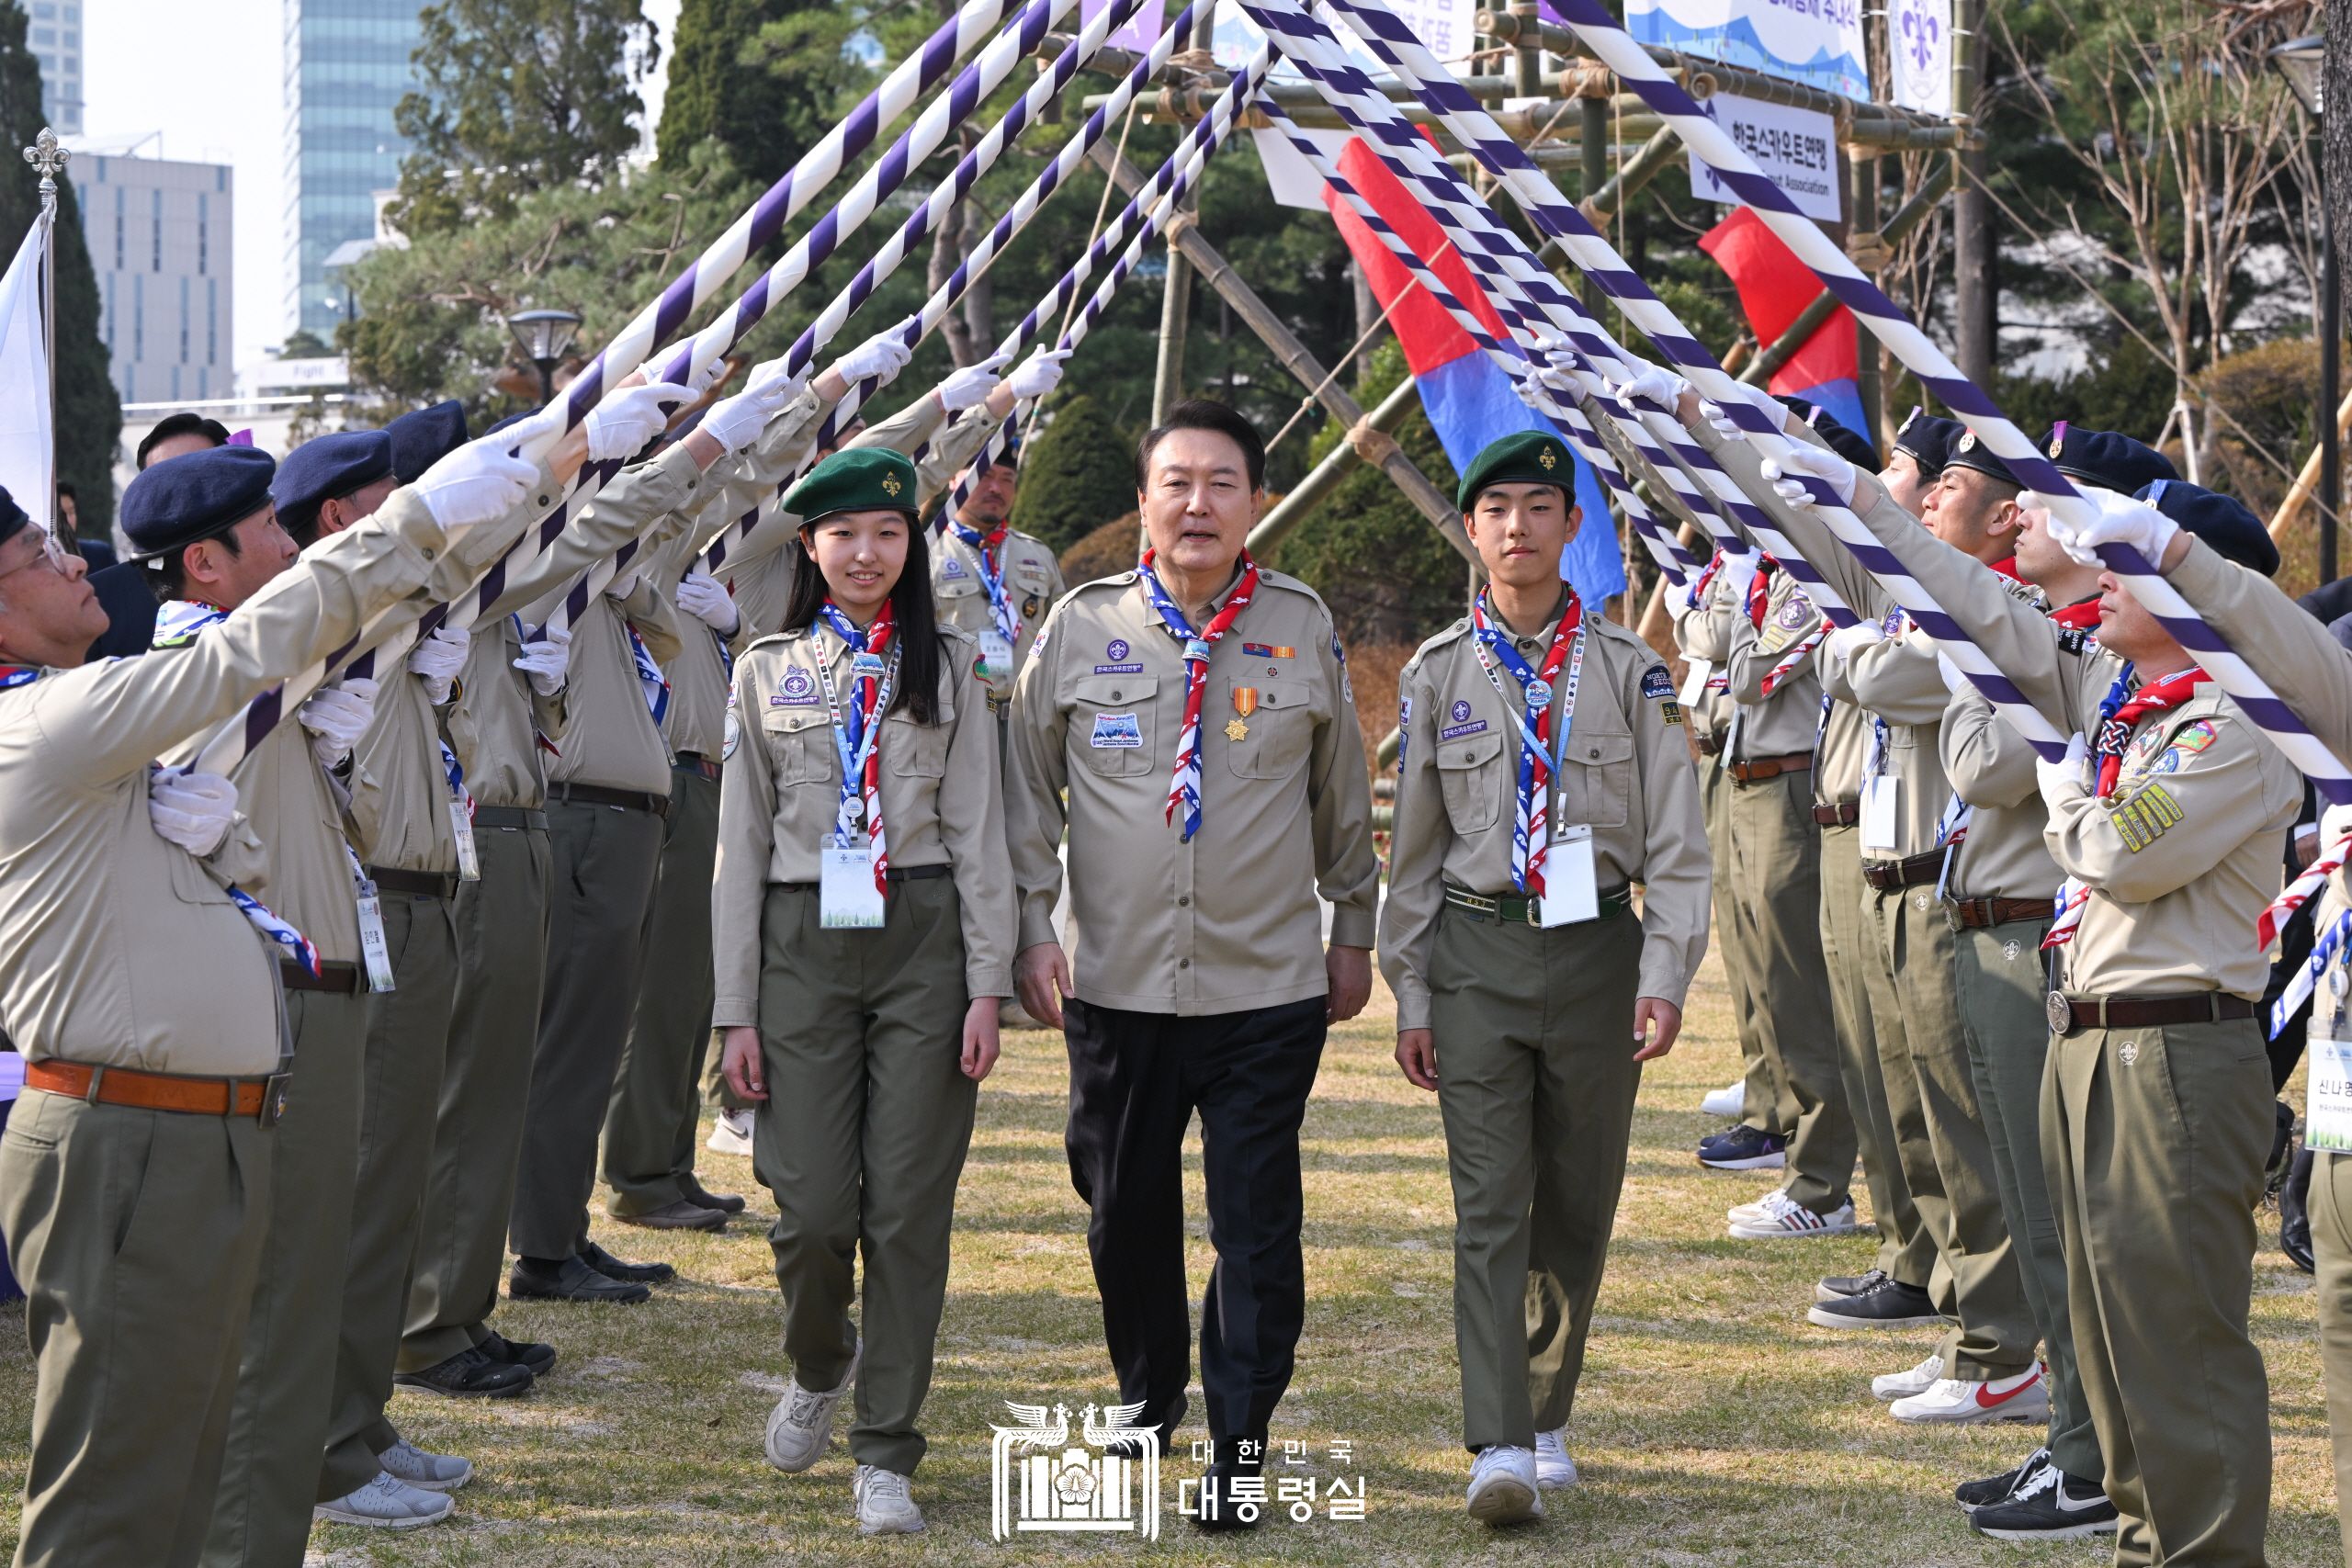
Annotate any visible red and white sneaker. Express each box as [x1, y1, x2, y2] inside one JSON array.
[[1727, 1190, 1857, 1239], [1890, 1363, 2048, 1426]]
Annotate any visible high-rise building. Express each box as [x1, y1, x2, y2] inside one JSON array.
[[71, 152, 233, 407], [283, 0, 419, 337], [25, 0, 84, 136]]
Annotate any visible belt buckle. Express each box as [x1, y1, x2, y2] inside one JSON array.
[[2045, 990, 2075, 1036], [1520, 897, 1544, 928], [259, 1072, 291, 1128]]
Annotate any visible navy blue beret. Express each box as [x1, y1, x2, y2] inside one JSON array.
[[485, 411, 537, 437], [2136, 479, 2278, 578], [1891, 406, 1964, 474], [122, 446, 278, 564], [1943, 426, 2022, 488], [1778, 397, 1878, 471], [273, 430, 394, 515], [385, 400, 468, 485], [0, 485, 27, 550], [2046, 422, 2177, 494]]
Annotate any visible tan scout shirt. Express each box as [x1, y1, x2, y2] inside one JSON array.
[[931, 521, 1064, 699], [1941, 666, 2068, 904], [443, 615, 569, 811], [1719, 563, 1827, 757], [346, 660, 461, 874], [1814, 696, 1868, 808], [709, 623, 1013, 1021], [1669, 574, 1736, 750], [1741, 465, 2301, 998], [179, 717, 363, 964], [1378, 604, 1711, 1031], [1004, 565, 1380, 1015], [0, 500, 473, 1074]]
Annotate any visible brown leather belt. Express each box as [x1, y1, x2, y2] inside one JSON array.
[[1862, 849, 1946, 892], [27, 1059, 288, 1124], [2047, 991, 2255, 1037], [1692, 732, 1724, 757], [775, 863, 953, 893], [280, 959, 362, 995], [1727, 753, 1813, 784], [472, 806, 548, 831], [674, 753, 722, 784], [548, 782, 671, 818], [1813, 802, 1860, 827], [1950, 897, 2050, 930], [366, 866, 459, 899]]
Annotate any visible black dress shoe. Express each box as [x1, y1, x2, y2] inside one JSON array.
[[582, 1240, 675, 1284], [682, 1174, 747, 1215], [2282, 1145, 2316, 1274], [394, 1343, 536, 1398], [509, 1255, 651, 1305], [1815, 1267, 1888, 1303], [1190, 1460, 1263, 1532], [479, 1329, 557, 1376]]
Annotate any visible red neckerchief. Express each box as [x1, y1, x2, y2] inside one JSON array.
[[1988, 556, 2022, 583], [1745, 556, 1778, 630], [2094, 665, 2204, 798], [2051, 596, 2102, 631]]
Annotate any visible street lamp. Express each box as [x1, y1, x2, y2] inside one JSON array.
[[505, 307, 582, 405], [2273, 34, 2335, 583]]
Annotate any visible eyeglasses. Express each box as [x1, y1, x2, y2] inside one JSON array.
[[0, 529, 73, 581]]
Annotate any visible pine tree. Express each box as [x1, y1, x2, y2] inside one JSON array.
[[657, 0, 851, 193], [0, 2, 119, 533], [1010, 393, 1136, 555]]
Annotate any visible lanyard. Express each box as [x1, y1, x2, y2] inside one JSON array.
[[1467, 589, 1586, 895], [951, 521, 1018, 643], [813, 605, 900, 849]]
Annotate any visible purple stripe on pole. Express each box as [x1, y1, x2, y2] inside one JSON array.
[[244, 690, 279, 753]]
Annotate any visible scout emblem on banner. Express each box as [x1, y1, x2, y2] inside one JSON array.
[[1227, 687, 1258, 740]]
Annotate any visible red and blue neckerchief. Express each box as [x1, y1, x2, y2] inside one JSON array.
[[0, 665, 41, 691], [2093, 662, 2203, 800], [816, 598, 899, 890], [1139, 547, 1260, 842], [1467, 586, 1584, 896], [950, 519, 1020, 646]]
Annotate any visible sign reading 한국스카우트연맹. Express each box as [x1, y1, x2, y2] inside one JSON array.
[[1615, 0, 1869, 104], [1685, 93, 1843, 223]]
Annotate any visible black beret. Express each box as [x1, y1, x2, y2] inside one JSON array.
[[385, 400, 469, 484], [485, 411, 537, 438], [1789, 402, 1878, 471], [1943, 426, 2022, 489], [2045, 422, 2177, 494], [1456, 429, 1579, 511], [2136, 479, 2278, 578], [0, 485, 27, 551], [272, 430, 394, 516], [121, 446, 278, 565], [786, 446, 922, 524], [1891, 406, 1964, 474]]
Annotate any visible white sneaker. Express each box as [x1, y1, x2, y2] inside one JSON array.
[[1871, 1352, 1944, 1402], [764, 1340, 861, 1472], [1728, 1191, 1859, 1240], [1532, 1427, 1578, 1489], [707, 1108, 755, 1156], [1699, 1080, 1745, 1118], [378, 1436, 472, 1492], [312, 1471, 455, 1529], [1726, 1189, 1781, 1224], [1891, 1364, 2049, 1426], [854, 1464, 926, 1535], [1465, 1446, 1543, 1525]]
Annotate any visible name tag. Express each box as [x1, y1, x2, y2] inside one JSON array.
[[978, 628, 1015, 683], [1678, 659, 1713, 707], [1540, 825, 1600, 927], [1091, 712, 1143, 749], [449, 800, 481, 882], [1860, 775, 1901, 853], [2312, 1035, 2352, 1153], [356, 884, 397, 993], [820, 841, 887, 930]]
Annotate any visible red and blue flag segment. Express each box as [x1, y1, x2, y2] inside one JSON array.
[[1318, 136, 1625, 605], [1698, 208, 1867, 444]]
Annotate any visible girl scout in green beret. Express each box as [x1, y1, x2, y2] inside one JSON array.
[[711, 446, 1015, 1536]]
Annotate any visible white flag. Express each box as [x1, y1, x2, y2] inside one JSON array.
[[0, 213, 51, 531]]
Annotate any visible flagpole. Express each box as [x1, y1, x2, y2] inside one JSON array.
[[21, 128, 63, 542]]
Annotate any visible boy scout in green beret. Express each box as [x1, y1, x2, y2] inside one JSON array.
[[1380, 429, 1710, 1527]]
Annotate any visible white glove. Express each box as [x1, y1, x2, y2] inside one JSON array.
[[298, 676, 379, 768], [413, 439, 540, 534], [2035, 732, 2091, 802], [1760, 442, 1858, 511], [1695, 400, 1747, 441], [2047, 484, 2177, 570], [512, 626, 571, 697], [675, 570, 740, 636], [1007, 347, 1072, 400], [701, 357, 810, 453], [1719, 549, 1761, 600], [936, 350, 1011, 413], [1827, 620, 1885, 660], [583, 380, 693, 464], [835, 318, 919, 387], [1611, 366, 1690, 415], [148, 769, 239, 857], [406, 626, 471, 705]]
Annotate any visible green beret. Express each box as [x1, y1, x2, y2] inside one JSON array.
[[1456, 429, 1579, 512], [786, 446, 921, 525]]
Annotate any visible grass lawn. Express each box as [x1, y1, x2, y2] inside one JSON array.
[[0, 948, 2334, 1565]]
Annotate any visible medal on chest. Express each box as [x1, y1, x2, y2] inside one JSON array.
[[1227, 686, 1257, 741]]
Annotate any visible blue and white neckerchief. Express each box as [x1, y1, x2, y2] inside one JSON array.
[[949, 519, 1020, 646], [1138, 549, 1261, 842], [626, 623, 671, 726], [2274, 907, 2352, 1040], [146, 762, 320, 976], [437, 739, 473, 818], [0, 665, 41, 691], [152, 598, 228, 649], [813, 600, 901, 886]]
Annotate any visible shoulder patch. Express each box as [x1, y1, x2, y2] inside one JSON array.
[[1641, 663, 1675, 701], [2109, 781, 2185, 852], [2055, 627, 2096, 656]]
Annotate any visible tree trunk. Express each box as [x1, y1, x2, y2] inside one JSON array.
[[2331, 1, 2352, 325]]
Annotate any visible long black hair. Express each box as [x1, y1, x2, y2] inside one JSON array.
[[780, 508, 944, 725]]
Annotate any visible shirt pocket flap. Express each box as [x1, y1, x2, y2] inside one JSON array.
[[1244, 680, 1306, 711], [1075, 673, 1160, 705], [1437, 729, 1505, 771], [935, 574, 980, 598], [760, 705, 828, 734], [1566, 729, 1634, 768]]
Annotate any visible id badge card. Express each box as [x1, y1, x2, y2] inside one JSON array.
[[2311, 1035, 2352, 1153], [356, 883, 397, 993], [1540, 825, 1600, 927], [978, 629, 1015, 682], [449, 799, 481, 882], [1860, 775, 1901, 854], [820, 840, 887, 930], [1677, 659, 1713, 707]]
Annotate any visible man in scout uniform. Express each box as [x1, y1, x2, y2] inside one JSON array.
[[1004, 399, 1380, 1529], [1755, 434, 2293, 1568], [0, 438, 537, 1566], [929, 352, 1072, 705], [1381, 430, 1709, 1526]]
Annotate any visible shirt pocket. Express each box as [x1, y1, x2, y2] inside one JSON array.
[[1557, 727, 1634, 830], [1224, 677, 1313, 781], [885, 710, 950, 778], [760, 705, 835, 786], [1436, 728, 1506, 835], [1072, 672, 1158, 778]]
